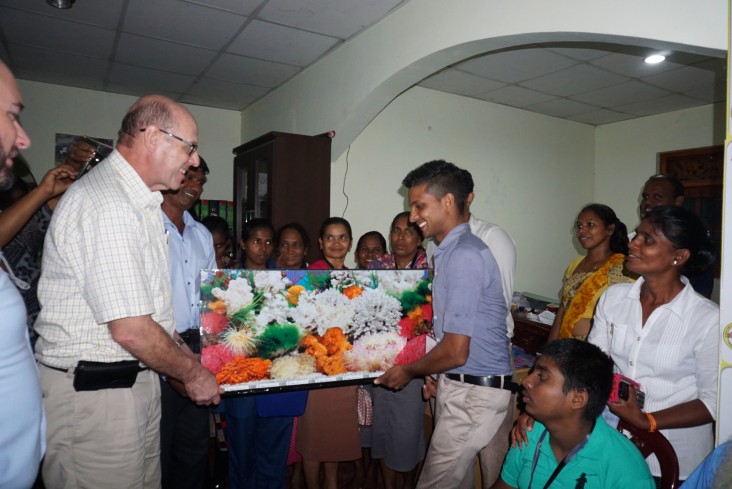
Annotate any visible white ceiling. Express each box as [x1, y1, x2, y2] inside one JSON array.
[[0, 0, 725, 125]]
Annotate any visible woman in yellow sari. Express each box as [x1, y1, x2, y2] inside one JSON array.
[[548, 203, 634, 341]]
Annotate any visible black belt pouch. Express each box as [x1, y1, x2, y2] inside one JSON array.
[[73, 360, 140, 392]]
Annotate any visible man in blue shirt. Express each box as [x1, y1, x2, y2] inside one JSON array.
[[159, 157, 216, 489], [495, 339, 654, 489], [376, 159, 514, 487]]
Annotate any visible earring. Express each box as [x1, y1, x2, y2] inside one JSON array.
[[672, 259, 678, 266]]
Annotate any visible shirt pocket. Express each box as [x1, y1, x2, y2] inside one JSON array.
[[609, 321, 632, 355]]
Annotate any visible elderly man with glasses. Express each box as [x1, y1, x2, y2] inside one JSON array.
[[34, 94, 221, 489]]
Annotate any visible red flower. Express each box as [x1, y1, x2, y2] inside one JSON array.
[[201, 344, 237, 374], [398, 317, 416, 339], [201, 312, 229, 335], [394, 334, 427, 366], [421, 303, 433, 322]]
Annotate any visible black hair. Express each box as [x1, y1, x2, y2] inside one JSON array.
[[579, 203, 629, 255], [319, 216, 352, 240], [201, 215, 229, 237], [197, 155, 209, 175], [276, 222, 311, 252], [402, 160, 472, 213], [357, 231, 387, 252], [391, 211, 424, 242], [241, 218, 275, 242], [540, 339, 614, 421], [645, 205, 716, 275], [646, 174, 685, 198]]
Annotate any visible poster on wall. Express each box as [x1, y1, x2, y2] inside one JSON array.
[[200, 269, 433, 395], [54, 133, 114, 166]]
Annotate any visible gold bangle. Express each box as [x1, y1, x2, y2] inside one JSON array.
[[645, 412, 657, 432]]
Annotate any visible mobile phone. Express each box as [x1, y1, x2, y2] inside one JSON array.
[[610, 373, 645, 409]]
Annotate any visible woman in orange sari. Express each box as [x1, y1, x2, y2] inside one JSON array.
[[548, 203, 634, 341]]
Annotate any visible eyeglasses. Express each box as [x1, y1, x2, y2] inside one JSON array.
[[140, 127, 198, 156]]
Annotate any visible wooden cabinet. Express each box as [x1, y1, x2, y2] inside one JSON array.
[[511, 314, 550, 356], [232, 132, 332, 252]]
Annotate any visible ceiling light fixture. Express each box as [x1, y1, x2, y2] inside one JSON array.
[[46, 0, 74, 8], [644, 54, 666, 64]]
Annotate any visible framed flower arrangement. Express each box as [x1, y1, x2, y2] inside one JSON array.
[[200, 269, 433, 395]]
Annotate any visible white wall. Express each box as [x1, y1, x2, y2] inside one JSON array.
[[16, 79, 241, 201], [332, 86, 595, 298]]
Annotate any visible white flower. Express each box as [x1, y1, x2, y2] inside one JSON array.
[[350, 287, 402, 339], [255, 294, 292, 329], [352, 270, 377, 288], [375, 270, 424, 295], [253, 270, 290, 296], [290, 288, 355, 336], [212, 276, 254, 316], [329, 270, 353, 289]]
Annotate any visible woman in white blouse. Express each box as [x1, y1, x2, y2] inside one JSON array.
[[588, 205, 718, 481]]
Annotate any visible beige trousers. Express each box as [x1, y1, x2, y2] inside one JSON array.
[[40, 365, 162, 489], [458, 394, 516, 489], [416, 374, 512, 489]]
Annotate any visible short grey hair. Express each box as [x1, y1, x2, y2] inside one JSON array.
[[117, 97, 174, 147]]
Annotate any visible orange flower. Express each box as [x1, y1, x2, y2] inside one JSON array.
[[322, 327, 352, 356], [342, 285, 363, 299], [208, 300, 227, 315], [287, 285, 306, 305], [318, 352, 347, 375], [302, 334, 328, 358], [215, 357, 271, 384], [302, 329, 352, 375]]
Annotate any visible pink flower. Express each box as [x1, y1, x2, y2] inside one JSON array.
[[201, 312, 229, 335], [201, 344, 237, 374]]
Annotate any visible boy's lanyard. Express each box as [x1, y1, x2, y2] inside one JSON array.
[[527, 424, 593, 489]]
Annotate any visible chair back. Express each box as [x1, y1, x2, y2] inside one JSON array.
[[617, 420, 680, 489]]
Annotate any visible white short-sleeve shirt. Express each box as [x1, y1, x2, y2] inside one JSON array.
[[35, 150, 173, 367]]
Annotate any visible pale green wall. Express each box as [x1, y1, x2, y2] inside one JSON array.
[[332, 86, 596, 297], [595, 103, 725, 228], [594, 103, 725, 302], [16, 79, 241, 201], [333, 87, 722, 298]]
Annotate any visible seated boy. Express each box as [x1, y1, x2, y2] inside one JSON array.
[[493, 339, 654, 489]]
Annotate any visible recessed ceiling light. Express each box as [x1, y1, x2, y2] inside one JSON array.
[[644, 54, 666, 64], [46, 0, 74, 8]]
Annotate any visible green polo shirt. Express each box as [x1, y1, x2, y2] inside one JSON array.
[[500, 417, 654, 488]]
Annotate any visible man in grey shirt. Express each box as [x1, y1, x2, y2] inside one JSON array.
[[376, 159, 513, 488]]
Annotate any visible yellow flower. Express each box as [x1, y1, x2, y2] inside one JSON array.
[[408, 307, 423, 323], [209, 300, 227, 315], [287, 285, 306, 305]]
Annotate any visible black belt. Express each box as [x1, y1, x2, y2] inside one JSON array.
[[40, 362, 148, 373], [445, 373, 517, 392]]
